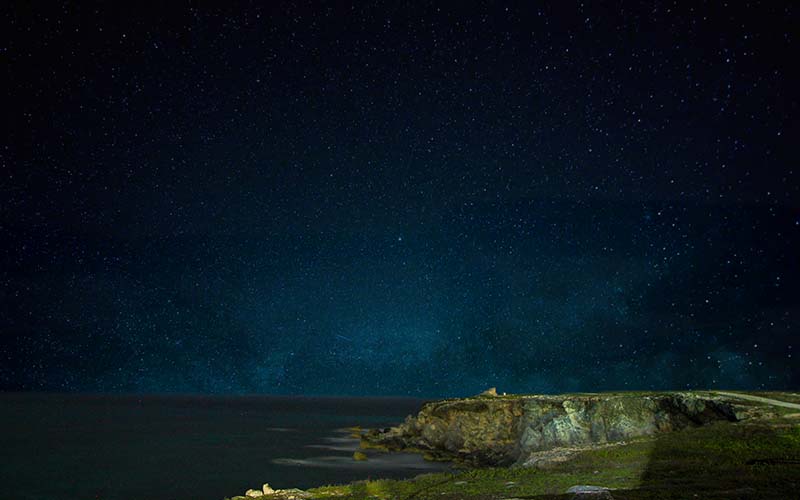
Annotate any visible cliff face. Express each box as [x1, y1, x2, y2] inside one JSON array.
[[362, 393, 743, 466]]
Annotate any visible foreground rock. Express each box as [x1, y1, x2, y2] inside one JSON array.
[[362, 392, 747, 466], [233, 484, 309, 499]]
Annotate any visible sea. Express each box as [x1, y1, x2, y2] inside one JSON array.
[[0, 393, 451, 500]]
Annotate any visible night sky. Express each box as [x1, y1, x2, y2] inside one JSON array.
[[3, 2, 798, 396]]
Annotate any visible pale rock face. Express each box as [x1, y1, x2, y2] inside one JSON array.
[[519, 397, 663, 453], [262, 483, 274, 494], [245, 489, 263, 497]]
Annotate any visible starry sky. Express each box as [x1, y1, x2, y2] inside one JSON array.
[[3, 2, 798, 396]]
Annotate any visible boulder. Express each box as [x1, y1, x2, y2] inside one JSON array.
[[479, 387, 498, 397], [245, 489, 263, 497], [262, 483, 274, 494]]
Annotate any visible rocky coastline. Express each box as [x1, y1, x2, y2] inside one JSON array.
[[360, 390, 751, 466]]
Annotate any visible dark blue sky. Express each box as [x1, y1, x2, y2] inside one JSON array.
[[3, 2, 798, 396]]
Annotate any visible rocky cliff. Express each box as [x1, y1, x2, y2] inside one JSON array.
[[361, 392, 748, 466]]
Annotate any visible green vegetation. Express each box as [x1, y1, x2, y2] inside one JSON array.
[[352, 451, 368, 461]]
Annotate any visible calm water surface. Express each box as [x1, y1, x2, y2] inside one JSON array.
[[0, 394, 450, 500]]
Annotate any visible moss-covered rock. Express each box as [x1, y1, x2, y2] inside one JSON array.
[[363, 397, 524, 465]]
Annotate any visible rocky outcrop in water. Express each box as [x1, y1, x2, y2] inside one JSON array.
[[362, 392, 744, 466]]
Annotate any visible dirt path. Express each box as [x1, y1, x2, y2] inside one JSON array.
[[714, 391, 800, 410]]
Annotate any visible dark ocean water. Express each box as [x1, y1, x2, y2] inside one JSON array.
[[0, 394, 450, 500]]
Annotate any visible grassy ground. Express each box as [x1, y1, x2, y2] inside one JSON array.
[[300, 416, 800, 499]]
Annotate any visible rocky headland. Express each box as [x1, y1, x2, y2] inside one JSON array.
[[360, 390, 758, 467]]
